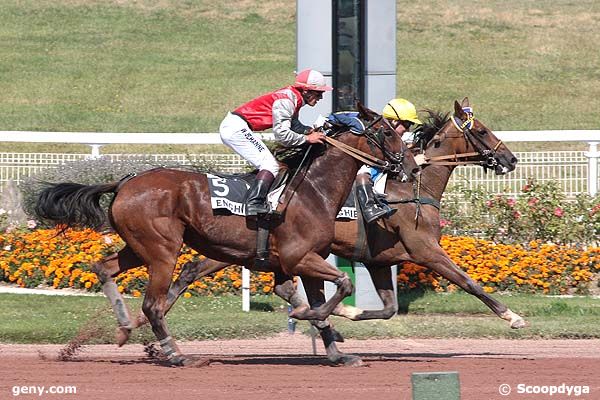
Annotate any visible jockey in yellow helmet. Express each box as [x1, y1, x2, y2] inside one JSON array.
[[356, 98, 423, 223]]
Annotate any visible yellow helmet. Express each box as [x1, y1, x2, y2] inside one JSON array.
[[382, 98, 422, 125]]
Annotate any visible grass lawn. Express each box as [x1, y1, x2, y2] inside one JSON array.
[[2, 291, 600, 344], [0, 0, 598, 141]]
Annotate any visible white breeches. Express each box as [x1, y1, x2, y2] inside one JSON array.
[[219, 112, 280, 175]]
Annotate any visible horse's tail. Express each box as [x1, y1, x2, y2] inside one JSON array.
[[34, 181, 119, 230]]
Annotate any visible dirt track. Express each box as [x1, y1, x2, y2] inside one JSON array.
[[2, 335, 599, 400]]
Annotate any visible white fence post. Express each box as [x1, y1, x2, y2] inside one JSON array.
[[586, 142, 599, 196], [242, 267, 250, 312], [89, 144, 103, 158]]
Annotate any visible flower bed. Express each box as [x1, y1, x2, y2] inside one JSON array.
[[0, 229, 598, 296], [399, 236, 600, 294], [0, 228, 274, 297]]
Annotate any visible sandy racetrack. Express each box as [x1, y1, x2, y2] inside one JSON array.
[[1, 335, 599, 399]]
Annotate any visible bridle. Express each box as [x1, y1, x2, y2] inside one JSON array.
[[325, 115, 407, 174], [424, 107, 503, 170]]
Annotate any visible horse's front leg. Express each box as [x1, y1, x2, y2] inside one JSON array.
[[285, 252, 353, 321], [301, 276, 364, 367], [142, 258, 189, 366], [132, 259, 231, 329], [408, 242, 526, 329], [331, 265, 398, 321]]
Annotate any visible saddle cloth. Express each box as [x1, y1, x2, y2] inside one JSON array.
[[207, 173, 387, 220]]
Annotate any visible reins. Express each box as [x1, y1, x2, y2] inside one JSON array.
[[324, 136, 391, 169], [324, 115, 406, 172]]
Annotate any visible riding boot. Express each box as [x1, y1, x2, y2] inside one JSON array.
[[355, 175, 396, 224], [245, 170, 275, 217]]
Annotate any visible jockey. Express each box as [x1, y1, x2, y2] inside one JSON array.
[[327, 98, 424, 224], [220, 69, 331, 217]]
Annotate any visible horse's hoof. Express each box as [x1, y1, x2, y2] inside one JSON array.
[[188, 357, 211, 368], [167, 354, 189, 367], [342, 355, 364, 367], [116, 326, 131, 347], [330, 354, 364, 367], [511, 317, 527, 329]]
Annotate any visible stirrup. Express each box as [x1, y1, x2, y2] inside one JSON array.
[[381, 203, 397, 219], [362, 206, 388, 224], [254, 255, 269, 268], [245, 202, 270, 217]]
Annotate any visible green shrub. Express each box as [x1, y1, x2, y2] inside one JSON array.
[[19, 156, 216, 220], [441, 179, 600, 246]]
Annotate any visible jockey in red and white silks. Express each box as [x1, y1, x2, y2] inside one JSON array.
[[221, 85, 305, 175], [219, 69, 332, 217]]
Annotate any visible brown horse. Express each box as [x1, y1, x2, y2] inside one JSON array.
[[34, 104, 418, 366], [147, 98, 525, 364]]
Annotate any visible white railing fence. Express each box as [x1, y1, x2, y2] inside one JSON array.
[[0, 130, 598, 197], [448, 150, 593, 198]]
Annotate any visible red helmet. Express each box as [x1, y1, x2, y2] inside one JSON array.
[[293, 69, 333, 92]]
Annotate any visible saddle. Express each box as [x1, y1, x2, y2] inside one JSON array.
[[207, 167, 290, 268], [206, 167, 289, 218]]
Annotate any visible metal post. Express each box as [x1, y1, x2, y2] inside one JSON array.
[[242, 266, 250, 312], [586, 142, 599, 196], [287, 304, 296, 334]]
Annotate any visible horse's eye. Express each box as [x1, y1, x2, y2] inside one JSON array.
[[478, 129, 487, 135]]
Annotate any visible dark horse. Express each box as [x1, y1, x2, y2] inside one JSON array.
[[34, 104, 419, 366], [136, 98, 525, 364]]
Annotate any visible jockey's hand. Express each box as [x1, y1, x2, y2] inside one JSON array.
[[305, 129, 326, 144], [414, 153, 428, 166]]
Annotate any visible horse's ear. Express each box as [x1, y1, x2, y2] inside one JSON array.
[[454, 100, 466, 119], [460, 97, 470, 108], [357, 101, 377, 121]]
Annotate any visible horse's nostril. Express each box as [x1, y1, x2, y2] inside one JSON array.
[[511, 157, 518, 164]]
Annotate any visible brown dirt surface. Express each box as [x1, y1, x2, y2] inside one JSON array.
[[1, 334, 599, 400]]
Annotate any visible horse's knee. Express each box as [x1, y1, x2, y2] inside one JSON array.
[[92, 262, 111, 283], [334, 273, 353, 297], [274, 279, 296, 301], [142, 298, 165, 323], [179, 261, 202, 282]]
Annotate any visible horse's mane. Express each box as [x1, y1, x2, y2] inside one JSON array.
[[414, 109, 450, 148]]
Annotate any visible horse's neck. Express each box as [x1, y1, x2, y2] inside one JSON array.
[[303, 149, 359, 212], [418, 165, 455, 200]]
